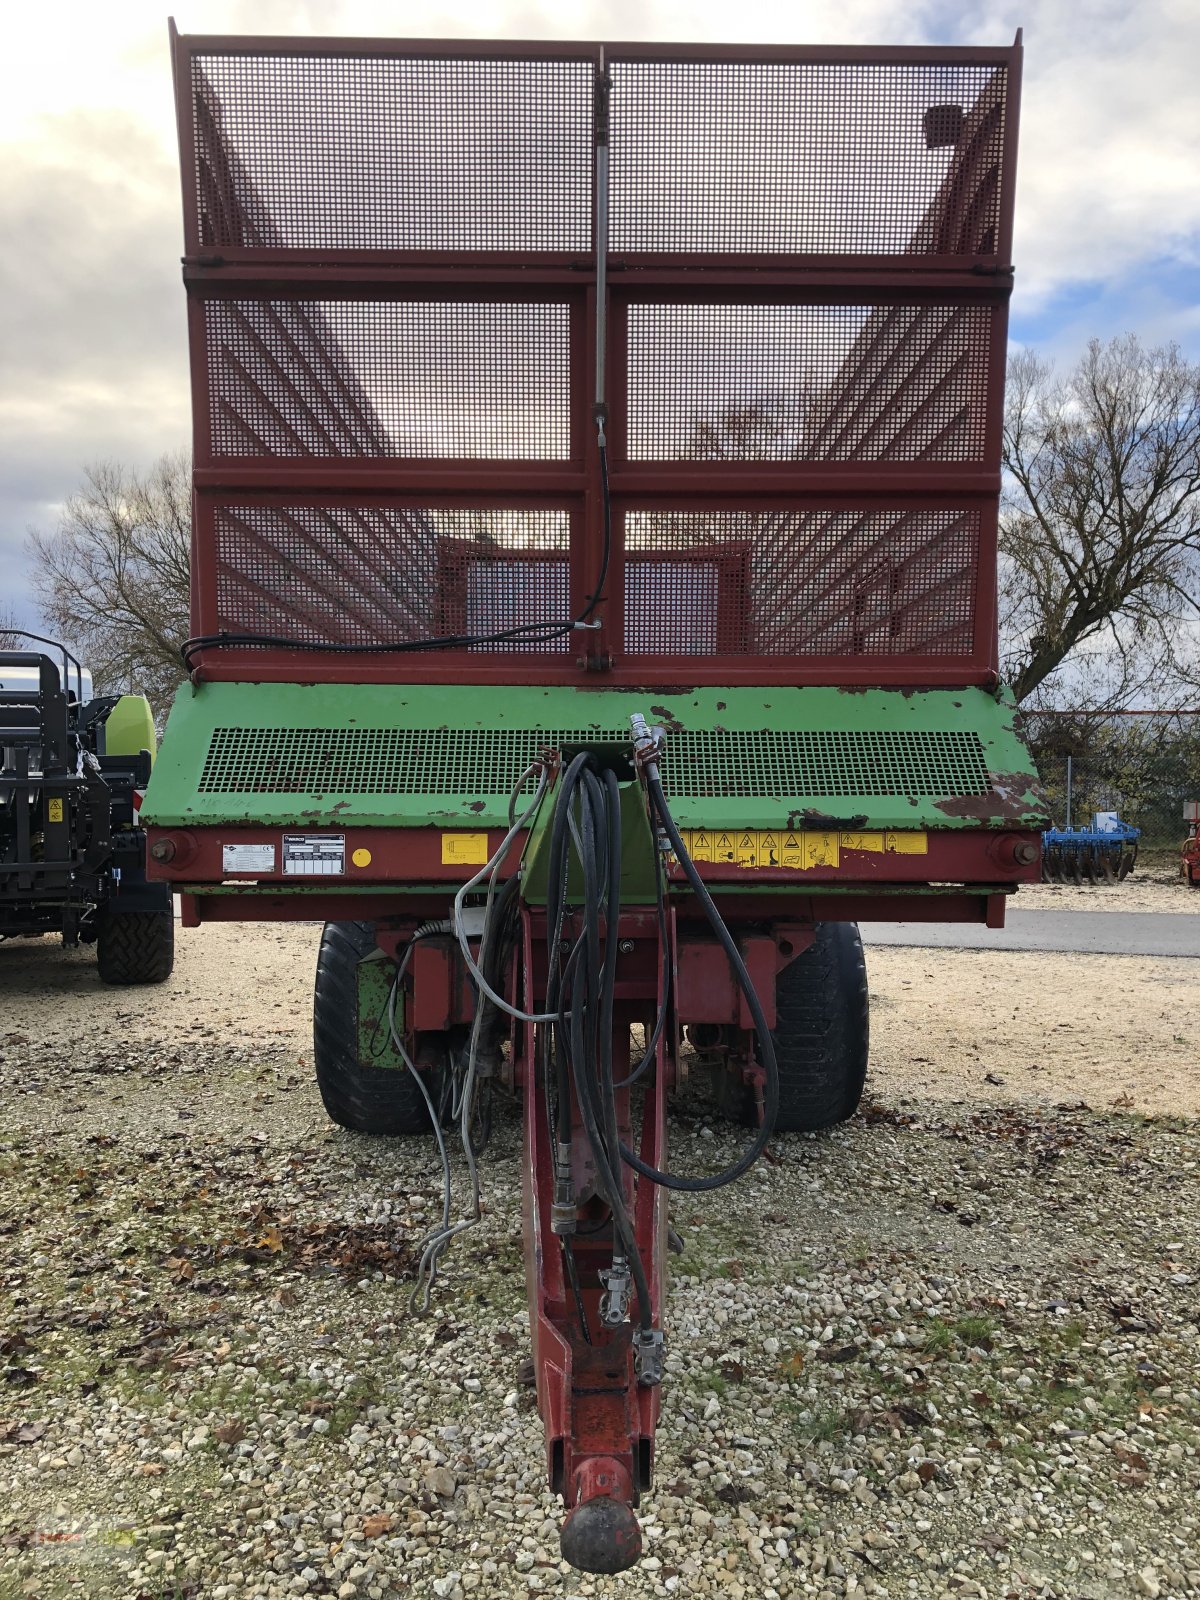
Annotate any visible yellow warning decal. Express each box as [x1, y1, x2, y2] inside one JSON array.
[[884, 831, 928, 855], [678, 829, 927, 868], [840, 830, 884, 853], [689, 829, 713, 862], [351, 847, 373, 868], [804, 831, 840, 869], [47, 798, 64, 823], [441, 832, 489, 866]]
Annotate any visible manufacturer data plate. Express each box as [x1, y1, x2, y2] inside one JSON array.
[[282, 834, 346, 876], [222, 842, 276, 874]]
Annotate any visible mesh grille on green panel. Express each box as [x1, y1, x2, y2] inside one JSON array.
[[198, 726, 991, 800]]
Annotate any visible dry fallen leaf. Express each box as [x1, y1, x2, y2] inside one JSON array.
[[362, 1514, 392, 1539]]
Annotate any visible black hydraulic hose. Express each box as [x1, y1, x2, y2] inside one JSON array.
[[616, 775, 780, 1193], [612, 842, 670, 1089], [546, 752, 594, 1136], [547, 755, 651, 1331], [585, 767, 623, 1170]]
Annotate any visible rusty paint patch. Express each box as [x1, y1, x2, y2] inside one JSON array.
[[933, 770, 1050, 826], [787, 808, 870, 831], [650, 704, 686, 735]]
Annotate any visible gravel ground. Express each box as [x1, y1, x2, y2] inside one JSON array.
[[1014, 875, 1197, 916], [2, 925, 1199, 1600]]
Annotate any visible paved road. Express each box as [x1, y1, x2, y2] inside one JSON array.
[[860, 910, 1198, 959]]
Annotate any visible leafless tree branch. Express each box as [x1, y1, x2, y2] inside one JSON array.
[[26, 452, 192, 721], [1000, 336, 1200, 707]]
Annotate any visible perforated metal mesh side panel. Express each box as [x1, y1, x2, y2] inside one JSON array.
[[623, 510, 979, 656], [199, 727, 630, 794], [198, 725, 991, 800], [608, 60, 1007, 256], [191, 54, 594, 251], [626, 304, 993, 462], [177, 39, 1019, 685], [206, 301, 572, 459], [664, 729, 991, 799], [211, 506, 573, 651]]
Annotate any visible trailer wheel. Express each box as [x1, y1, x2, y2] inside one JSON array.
[[313, 921, 432, 1136], [96, 909, 175, 985], [720, 922, 869, 1132]]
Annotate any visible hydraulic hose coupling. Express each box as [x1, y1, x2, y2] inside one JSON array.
[[633, 1327, 665, 1388], [550, 1142, 576, 1236], [598, 1258, 632, 1326], [629, 713, 665, 783]]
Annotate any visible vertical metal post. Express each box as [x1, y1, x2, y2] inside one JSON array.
[[592, 52, 611, 446], [1065, 753, 1073, 831]]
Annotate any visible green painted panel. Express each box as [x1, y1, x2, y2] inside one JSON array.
[[104, 694, 157, 764], [358, 951, 405, 1071], [143, 680, 1046, 833], [520, 775, 661, 905]]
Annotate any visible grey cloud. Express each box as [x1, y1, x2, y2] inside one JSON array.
[[3, 0, 1198, 635], [0, 108, 189, 625]]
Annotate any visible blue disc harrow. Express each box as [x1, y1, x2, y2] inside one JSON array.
[[1041, 821, 1140, 884]]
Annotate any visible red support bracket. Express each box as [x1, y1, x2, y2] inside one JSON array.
[[519, 905, 669, 1572]]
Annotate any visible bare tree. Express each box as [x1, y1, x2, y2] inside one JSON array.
[[28, 453, 191, 720], [1000, 335, 1200, 707]]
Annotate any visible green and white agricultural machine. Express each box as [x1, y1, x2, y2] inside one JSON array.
[[144, 28, 1045, 1571], [1, 637, 174, 981]]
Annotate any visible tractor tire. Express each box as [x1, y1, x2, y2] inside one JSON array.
[[313, 920, 431, 1136], [96, 908, 175, 985], [720, 922, 869, 1133]]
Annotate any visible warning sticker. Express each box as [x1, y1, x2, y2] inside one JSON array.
[[282, 834, 345, 876], [884, 831, 929, 855], [222, 842, 276, 875], [441, 832, 489, 866], [803, 831, 840, 869], [677, 829, 927, 869], [47, 798, 64, 823], [840, 831, 885, 854]]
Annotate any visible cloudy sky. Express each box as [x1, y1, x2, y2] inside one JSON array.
[[1, 0, 1197, 630]]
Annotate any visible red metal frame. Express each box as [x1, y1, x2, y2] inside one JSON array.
[[170, 28, 1021, 690], [517, 905, 669, 1564], [151, 822, 1038, 892], [164, 29, 1026, 1567]]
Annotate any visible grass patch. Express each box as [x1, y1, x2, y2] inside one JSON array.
[[953, 1315, 997, 1349]]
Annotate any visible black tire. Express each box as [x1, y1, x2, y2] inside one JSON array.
[[721, 922, 869, 1133], [96, 909, 175, 985], [313, 921, 431, 1136]]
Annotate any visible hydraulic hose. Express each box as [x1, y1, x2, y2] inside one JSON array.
[[615, 771, 780, 1193]]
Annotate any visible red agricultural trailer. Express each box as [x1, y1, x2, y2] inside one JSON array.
[[144, 27, 1045, 1572]]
